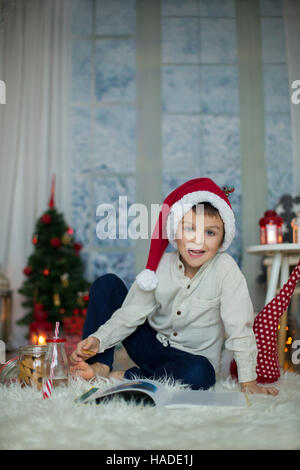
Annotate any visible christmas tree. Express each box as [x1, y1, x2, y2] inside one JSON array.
[[18, 176, 90, 339]]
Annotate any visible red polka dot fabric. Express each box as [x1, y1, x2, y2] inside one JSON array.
[[231, 258, 300, 384]]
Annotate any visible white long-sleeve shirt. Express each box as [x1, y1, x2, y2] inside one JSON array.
[[91, 250, 258, 383]]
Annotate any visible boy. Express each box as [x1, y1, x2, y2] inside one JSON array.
[[71, 178, 278, 395]]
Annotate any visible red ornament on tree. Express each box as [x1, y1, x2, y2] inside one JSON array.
[[41, 214, 52, 225], [43, 268, 50, 276], [32, 236, 38, 245], [50, 237, 62, 248], [23, 266, 33, 276]]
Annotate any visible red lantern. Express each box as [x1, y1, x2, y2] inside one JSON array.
[[259, 210, 283, 245], [29, 306, 53, 345]]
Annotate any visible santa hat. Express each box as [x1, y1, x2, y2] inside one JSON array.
[[136, 177, 236, 291], [230, 258, 300, 384]]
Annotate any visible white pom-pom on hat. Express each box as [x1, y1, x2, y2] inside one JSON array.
[[136, 269, 159, 291]]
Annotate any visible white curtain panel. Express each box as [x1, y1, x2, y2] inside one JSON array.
[[0, 0, 71, 348]]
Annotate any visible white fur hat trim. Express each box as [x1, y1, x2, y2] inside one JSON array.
[[165, 190, 235, 252]]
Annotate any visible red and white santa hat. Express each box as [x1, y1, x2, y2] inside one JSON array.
[[136, 177, 236, 291]]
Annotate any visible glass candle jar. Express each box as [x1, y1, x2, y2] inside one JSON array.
[[18, 345, 48, 390], [42, 338, 69, 388]]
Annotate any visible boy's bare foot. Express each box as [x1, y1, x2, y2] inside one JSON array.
[[70, 361, 110, 380], [109, 370, 125, 380], [91, 362, 110, 377]]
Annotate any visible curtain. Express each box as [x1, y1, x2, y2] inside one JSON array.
[[0, 0, 71, 348]]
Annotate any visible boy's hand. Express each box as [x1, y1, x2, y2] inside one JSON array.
[[240, 380, 279, 396], [70, 336, 100, 363]]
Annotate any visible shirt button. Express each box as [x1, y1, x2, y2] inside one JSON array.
[[176, 311, 181, 315], [173, 332, 178, 336], [179, 265, 182, 269], [187, 284, 190, 289]]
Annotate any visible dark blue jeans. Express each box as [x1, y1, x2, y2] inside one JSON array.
[[82, 273, 216, 390]]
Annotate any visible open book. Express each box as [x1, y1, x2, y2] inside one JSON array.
[[75, 379, 249, 408]]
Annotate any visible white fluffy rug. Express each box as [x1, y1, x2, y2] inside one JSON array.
[[1, 372, 300, 450]]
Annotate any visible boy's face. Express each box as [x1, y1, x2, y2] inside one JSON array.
[[175, 208, 224, 277]]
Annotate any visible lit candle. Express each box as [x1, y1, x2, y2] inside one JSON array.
[[38, 335, 47, 345], [266, 224, 277, 244], [30, 332, 47, 345]]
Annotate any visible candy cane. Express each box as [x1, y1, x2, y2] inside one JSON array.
[[54, 322, 59, 339], [42, 322, 60, 399]]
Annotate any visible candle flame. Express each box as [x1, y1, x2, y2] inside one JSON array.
[[38, 335, 46, 345]]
